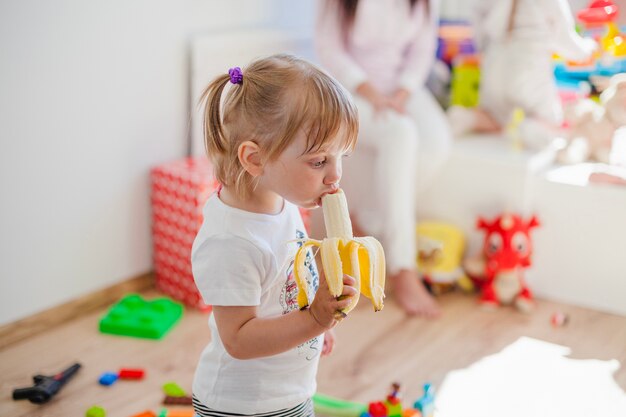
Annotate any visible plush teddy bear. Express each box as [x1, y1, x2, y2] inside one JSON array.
[[559, 73, 626, 164]]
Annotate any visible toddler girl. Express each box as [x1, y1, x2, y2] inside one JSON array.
[[191, 54, 359, 416]]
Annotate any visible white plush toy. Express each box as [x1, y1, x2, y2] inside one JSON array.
[[559, 73, 626, 164]]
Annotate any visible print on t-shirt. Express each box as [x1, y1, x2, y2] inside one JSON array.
[[280, 229, 319, 314], [280, 229, 321, 360]]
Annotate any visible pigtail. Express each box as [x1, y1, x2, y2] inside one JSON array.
[[199, 74, 231, 157]]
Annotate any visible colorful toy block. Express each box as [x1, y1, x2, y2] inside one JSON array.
[[162, 381, 187, 397], [163, 395, 193, 405], [402, 409, 421, 417], [166, 410, 195, 417], [98, 372, 118, 386], [99, 294, 183, 340], [313, 393, 367, 417], [86, 405, 106, 417], [130, 412, 156, 417], [118, 368, 145, 380], [368, 401, 388, 417], [385, 400, 402, 417], [151, 157, 217, 311]]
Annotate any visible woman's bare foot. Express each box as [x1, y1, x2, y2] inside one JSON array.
[[390, 269, 441, 318]]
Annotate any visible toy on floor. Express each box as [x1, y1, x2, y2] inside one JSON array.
[[162, 381, 187, 397], [416, 222, 472, 295], [414, 383, 436, 417], [86, 405, 106, 417], [98, 372, 118, 386], [387, 382, 402, 404], [98, 367, 146, 386], [99, 294, 183, 340], [163, 410, 194, 417], [130, 411, 156, 417], [12, 362, 81, 404], [119, 368, 145, 380], [551, 312, 570, 327], [464, 213, 540, 312], [312, 393, 367, 417], [163, 395, 193, 405], [313, 382, 436, 417]]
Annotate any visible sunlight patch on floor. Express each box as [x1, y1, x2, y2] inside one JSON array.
[[435, 337, 626, 417]]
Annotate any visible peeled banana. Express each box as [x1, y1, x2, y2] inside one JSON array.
[[294, 189, 386, 314]]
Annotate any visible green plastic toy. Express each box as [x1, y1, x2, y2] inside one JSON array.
[[162, 381, 187, 397], [313, 393, 367, 417], [86, 405, 106, 417], [99, 294, 183, 339]]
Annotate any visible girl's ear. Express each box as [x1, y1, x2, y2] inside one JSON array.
[[238, 140, 264, 177]]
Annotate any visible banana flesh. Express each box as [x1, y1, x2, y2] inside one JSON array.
[[293, 189, 386, 313]]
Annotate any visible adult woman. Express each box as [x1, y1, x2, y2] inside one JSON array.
[[315, 0, 452, 316]]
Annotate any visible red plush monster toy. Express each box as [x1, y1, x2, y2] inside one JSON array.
[[464, 213, 540, 312]]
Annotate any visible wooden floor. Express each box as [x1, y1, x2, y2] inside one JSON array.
[[1, 290, 625, 417]]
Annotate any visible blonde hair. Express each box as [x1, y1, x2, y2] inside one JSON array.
[[199, 54, 359, 198]]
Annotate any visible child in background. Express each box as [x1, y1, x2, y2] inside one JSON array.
[[191, 54, 359, 416], [448, 0, 597, 147]]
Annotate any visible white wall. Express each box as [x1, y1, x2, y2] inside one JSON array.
[[0, 0, 314, 326]]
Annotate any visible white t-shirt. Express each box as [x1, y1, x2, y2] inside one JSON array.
[[191, 193, 322, 414]]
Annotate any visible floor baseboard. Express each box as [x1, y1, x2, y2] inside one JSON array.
[[0, 272, 154, 350]]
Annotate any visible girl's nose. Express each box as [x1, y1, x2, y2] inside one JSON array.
[[325, 160, 342, 186]]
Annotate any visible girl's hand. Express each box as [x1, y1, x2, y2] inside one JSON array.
[[309, 274, 357, 330], [388, 88, 410, 114], [322, 328, 336, 356], [356, 82, 390, 114]]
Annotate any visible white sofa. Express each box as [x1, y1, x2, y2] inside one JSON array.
[[418, 135, 626, 316]]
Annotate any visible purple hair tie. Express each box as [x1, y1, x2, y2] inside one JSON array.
[[228, 67, 243, 84]]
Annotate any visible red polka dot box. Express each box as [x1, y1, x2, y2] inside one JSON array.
[[150, 157, 217, 312], [150, 157, 312, 312]]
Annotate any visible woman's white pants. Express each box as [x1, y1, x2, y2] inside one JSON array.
[[341, 87, 452, 274]]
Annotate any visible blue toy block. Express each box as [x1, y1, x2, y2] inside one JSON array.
[[99, 372, 119, 386], [99, 294, 184, 340]]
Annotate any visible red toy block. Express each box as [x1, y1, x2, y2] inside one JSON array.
[[118, 368, 145, 380], [151, 157, 218, 311]]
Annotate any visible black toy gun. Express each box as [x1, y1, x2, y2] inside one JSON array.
[[12, 363, 81, 404]]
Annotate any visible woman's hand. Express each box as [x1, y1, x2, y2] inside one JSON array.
[[356, 82, 390, 114], [322, 328, 336, 356], [309, 274, 357, 330], [388, 88, 410, 114]]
